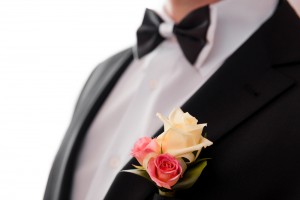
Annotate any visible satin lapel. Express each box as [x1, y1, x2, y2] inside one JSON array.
[[44, 48, 134, 200], [181, 40, 294, 143], [105, 2, 300, 199], [180, 0, 299, 143]]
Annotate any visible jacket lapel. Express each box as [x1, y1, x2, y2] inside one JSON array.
[[180, 32, 295, 143], [187, 0, 300, 143], [105, 1, 300, 199], [44, 48, 134, 200]]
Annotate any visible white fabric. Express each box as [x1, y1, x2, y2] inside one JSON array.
[[71, 0, 278, 199], [159, 22, 174, 38]]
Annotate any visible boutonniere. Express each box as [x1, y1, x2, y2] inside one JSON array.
[[123, 108, 213, 197]]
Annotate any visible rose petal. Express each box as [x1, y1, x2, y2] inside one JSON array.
[[147, 155, 182, 189], [166, 140, 213, 158]]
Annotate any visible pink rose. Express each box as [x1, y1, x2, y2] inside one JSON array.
[[147, 154, 182, 189], [131, 137, 160, 166]]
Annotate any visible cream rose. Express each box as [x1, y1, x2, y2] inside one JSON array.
[[156, 108, 213, 163]]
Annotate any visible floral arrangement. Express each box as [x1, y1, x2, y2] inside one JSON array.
[[123, 108, 213, 197]]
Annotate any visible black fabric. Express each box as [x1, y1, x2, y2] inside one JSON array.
[[136, 6, 210, 65], [44, 1, 300, 200]]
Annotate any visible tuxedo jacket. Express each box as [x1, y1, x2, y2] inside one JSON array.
[[44, 1, 300, 200]]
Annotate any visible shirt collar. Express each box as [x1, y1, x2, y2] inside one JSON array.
[[198, 0, 278, 74]]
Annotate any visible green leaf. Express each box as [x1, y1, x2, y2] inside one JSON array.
[[192, 157, 211, 166], [122, 169, 152, 182], [132, 164, 145, 170], [172, 160, 207, 190]]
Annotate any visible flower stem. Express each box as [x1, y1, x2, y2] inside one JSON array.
[[159, 189, 176, 197]]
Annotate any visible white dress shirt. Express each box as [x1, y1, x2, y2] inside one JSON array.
[[71, 0, 278, 199]]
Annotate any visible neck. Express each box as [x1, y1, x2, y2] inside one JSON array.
[[164, 0, 219, 23]]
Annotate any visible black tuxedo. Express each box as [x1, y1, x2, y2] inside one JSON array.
[[44, 1, 300, 200]]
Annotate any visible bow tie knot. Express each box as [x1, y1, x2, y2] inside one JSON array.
[[159, 22, 174, 39], [136, 6, 210, 65]]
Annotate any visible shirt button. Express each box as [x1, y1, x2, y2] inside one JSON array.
[[149, 79, 158, 90], [109, 156, 120, 169]]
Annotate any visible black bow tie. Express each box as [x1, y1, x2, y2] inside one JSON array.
[[136, 6, 210, 65]]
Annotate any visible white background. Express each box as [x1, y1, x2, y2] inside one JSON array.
[[0, 0, 299, 200]]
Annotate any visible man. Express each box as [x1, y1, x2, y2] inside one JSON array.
[[44, 0, 300, 199]]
